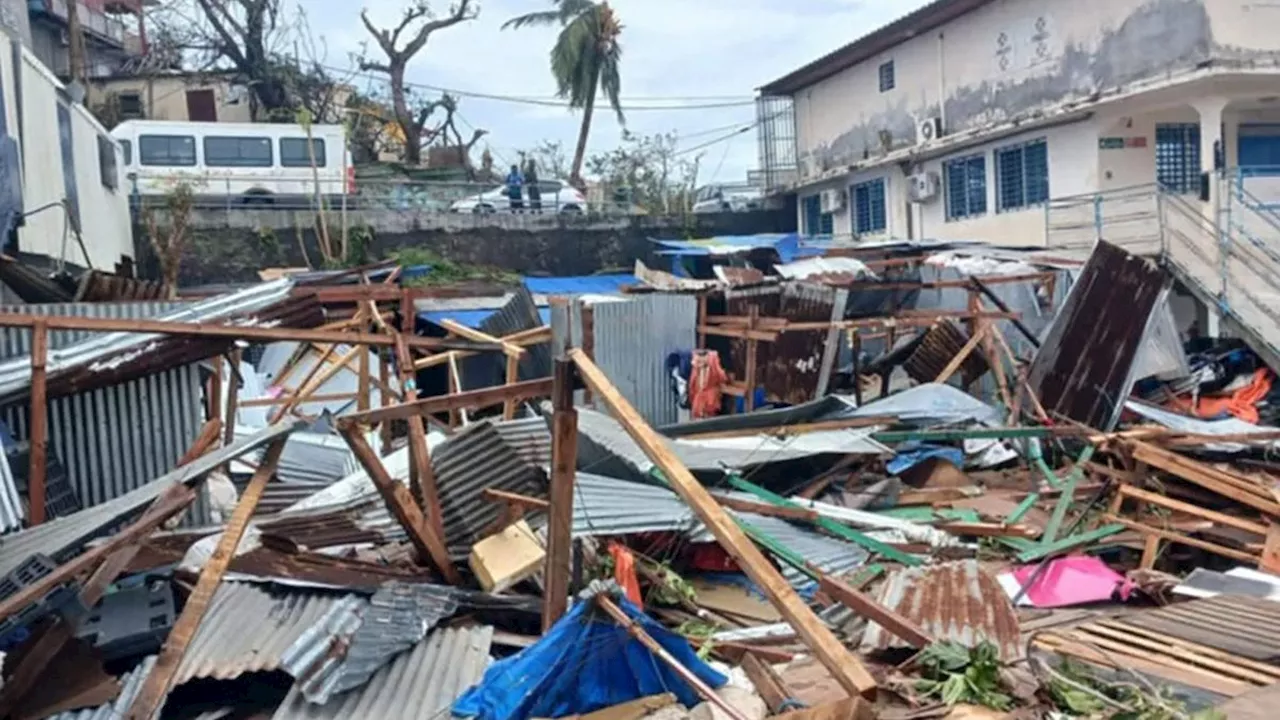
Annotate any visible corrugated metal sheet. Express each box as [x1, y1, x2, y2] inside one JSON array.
[[713, 512, 870, 593], [591, 294, 697, 428], [272, 625, 494, 720], [491, 416, 552, 467], [433, 421, 546, 557], [173, 581, 348, 686], [575, 406, 885, 483], [47, 655, 158, 720], [462, 286, 551, 391], [774, 257, 874, 281], [1028, 241, 1168, 430], [858, 560, 1021, 661], [1116, 594, 1280, 661], [659, 395, 859, 437], [257, 495, 407, 549], [233, 427, 359, 485], [724, 283, 843, 405], [0, 421, 301, 581], [572, 472, 701, 538], [902, 321, 989, 385], [0, 301, 190, 354], [283, 582, 459, 704]]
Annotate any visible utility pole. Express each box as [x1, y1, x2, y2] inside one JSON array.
[[66, 0, 88, 86]]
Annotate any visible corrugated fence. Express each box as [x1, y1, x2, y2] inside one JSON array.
[[0, 301, 211, 525]]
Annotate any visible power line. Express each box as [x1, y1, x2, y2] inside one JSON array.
[[673, 121, 760, 157]]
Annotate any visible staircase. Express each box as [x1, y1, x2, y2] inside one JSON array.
[[1045, 183, 1280, 372]]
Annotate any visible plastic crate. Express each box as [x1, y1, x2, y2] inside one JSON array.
[[7, 443, 81, 520], [0, 553, 80, 640], [75, 581, 175, 660]]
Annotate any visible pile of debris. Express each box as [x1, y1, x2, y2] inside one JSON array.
[[0, 243, 1279, 719]]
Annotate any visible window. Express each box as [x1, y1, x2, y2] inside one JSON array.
[[801, 195, 834, 236], [116, 91, 144, 119], [139, 135, 196, 166], [878, 61, 895, 92], [851, 178, 887, 234], [1239, 125, 1280, 176], [944, 154, 987, 220], [995, 138, 1048, 211], [119, 139, 132, 166], [1155, 124, 1201, 192], [97, 135, 118, 191], [280, 138, 326, 168], [203, 136, 272, 167]]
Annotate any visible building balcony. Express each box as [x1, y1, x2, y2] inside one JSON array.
[[27, 0, 142, 53]]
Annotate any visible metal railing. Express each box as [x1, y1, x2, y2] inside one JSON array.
[[1046, 181, 1280, 365]]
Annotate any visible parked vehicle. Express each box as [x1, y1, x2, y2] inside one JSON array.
[[691, 183, 764, 213], [449, 180, 586, 214], [110, 120, 353, 205]]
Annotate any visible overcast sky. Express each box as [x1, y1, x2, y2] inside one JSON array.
[[311, 0, 932, 184]]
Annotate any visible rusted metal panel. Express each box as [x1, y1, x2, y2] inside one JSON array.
[[902, 321, 989, 385], [858, 560, 1021, 661], [725, 283, 841, 405], [1028, 241, 1168, 430]]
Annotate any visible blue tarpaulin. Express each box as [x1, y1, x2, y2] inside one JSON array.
[[885, 443, 965, 475], [453, 590, 726, 720], [650, 233, 826, 263], [524, 274, 636, 295], [418, 307, 551, 329]]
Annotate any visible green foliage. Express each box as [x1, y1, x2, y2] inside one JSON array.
[[502, 0, 623, 120], [387, 247, 520, 287], [645, 561, 696, 607], [347, 223, 374, 267], [586, 130, 698, 215], [915, 642, 1013, 711], [676, 620, 718, 661], [1047, 660, 1226, 720]]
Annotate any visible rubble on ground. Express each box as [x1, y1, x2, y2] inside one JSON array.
[[0, 243, 1275, 718]]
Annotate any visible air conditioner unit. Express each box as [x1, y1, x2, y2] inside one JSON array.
[[916, 116, 943, 145], [819, 188, 846, 214], [909, 171, 941, 203]]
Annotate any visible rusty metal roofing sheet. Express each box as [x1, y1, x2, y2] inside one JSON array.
[[724, 282, 842, 405], [432, 421, 547, 557], [902, 321, 989, 386], [283, 582, 459, 704], [572, 472, 701, 538], [1027, 241, 1169, 430], [0, 421, 302, 581], [858, 560, 1021, 661], [1115, 594, 1280, 661], [272, 625, 494, 720], [173, 582, 350, 686]]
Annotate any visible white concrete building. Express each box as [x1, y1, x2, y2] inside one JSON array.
[[757, 0, 1280, 247], [1, 27, 133, 270]]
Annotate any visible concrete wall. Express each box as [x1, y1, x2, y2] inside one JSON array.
[[2, 31, 133, 269], [88, 75, 254, 123], [792, 0, 1279, 176], [136, 208, 798, 286]]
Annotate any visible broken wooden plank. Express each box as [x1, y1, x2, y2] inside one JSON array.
[[711, 493, 820, 522], [341, 426, 460, 584], [741, 652, 794, 714], [28, 319, 48, 526], [124, 439, 287, 720], [544, 358, 578, 631], [337, 377, 554, 428], [571, 348, 878, 698], [818, 574, 933, 649]]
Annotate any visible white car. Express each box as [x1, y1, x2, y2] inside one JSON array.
[[450, 180, 586, 214], [692, 183, 764, 214]]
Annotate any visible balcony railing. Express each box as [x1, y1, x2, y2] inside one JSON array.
[[27, 0, 141, 52]]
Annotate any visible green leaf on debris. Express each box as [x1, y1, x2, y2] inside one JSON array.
[[915, 642, 1013, 711], [387, 247, 521, 287]]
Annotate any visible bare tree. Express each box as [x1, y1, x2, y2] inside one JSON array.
[[359, 1, 477, 165], [144, 183, 197, 299], [182, 0, 294, 117]]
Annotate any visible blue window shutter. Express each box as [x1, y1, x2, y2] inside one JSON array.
[[967, 156, 987, 215]]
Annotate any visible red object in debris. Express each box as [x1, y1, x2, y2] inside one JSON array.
[[689, 543, 739, 573], [608, 542, 643, 607], [689, 350, 728, 419], [1171, 368, 1273, 424]]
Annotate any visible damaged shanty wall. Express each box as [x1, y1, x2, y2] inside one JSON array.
[[0, 302, 210, 525], [792, 0, 1226, 170], [720, 283, 843, 405], [1027, 241, 1168, 430]]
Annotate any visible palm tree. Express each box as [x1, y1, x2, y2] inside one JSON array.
[[503, 0, 623, 190]]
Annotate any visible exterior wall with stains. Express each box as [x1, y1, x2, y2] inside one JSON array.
[[794, 0, 1221, 174]]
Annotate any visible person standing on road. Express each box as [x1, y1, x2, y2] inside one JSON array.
[[506, 164, 525, 212], [525, 160, 543, 214]]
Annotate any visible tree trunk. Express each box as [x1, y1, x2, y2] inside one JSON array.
[[569, 72, 598, 191], [389, 63, 421, 166]]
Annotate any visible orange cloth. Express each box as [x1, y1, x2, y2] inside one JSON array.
[[1172, 368, 1273, 424], [608, 542, 643, 607], [689, 350, 728, 419]]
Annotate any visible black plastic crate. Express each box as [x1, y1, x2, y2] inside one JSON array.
[[75, 581, 176, 661], [8, 442, 81, 520], [0, 553, 80, 642]]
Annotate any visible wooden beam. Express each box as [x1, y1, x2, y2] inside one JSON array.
[[177, 419, 223, 467], [28, 319, 48, 526], [677, 417, 894, 441], [595, 594, 749, 720], [340, 426, 460, 584], [240, 391, 358, 408], [124, 439, 287, 720], [394, 334, 443, 537], [437, 319, 525, 358], [503, 354, 521, 420], [544, 358, 577, 632], [569, 348, 878, 698], [934, 324, 988, 384], [221, 348, 242, 453], [337, 377, 555, 429], [934, 522, 1041, 539], [1118, 484, 1268, 536], [358, 306, 371, 414], [740, 652, 793, 715], [0, 312, 504, 353], [413, 326, 551, 370], [818, 574, 933, 649], [482, 487, 551, 511], [711, 493, 819, 522]]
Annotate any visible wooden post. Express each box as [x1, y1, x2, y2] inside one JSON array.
[[379, 347, 392, 454], [569, 349, 878, 698], [503, 354, 521, 420], [125, 438, 287, 720], [340, 426, 460, 583], [696, 295, 707, 350], [543, 358, 578, 631], [28, 319, 48, 526], [357, 306, 371, 414], [221, 348, 242, 449], [207, 356, 222, 423], [852, 331, 863, 405], [395, 334, 445, 534]]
